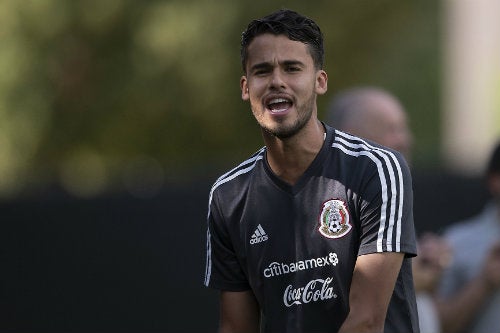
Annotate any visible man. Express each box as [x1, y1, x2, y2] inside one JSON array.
[[436, 142, 500, 333], [325, 87, 412, 162], [204, 9, 419, 333], [326, 87, 450, 333]]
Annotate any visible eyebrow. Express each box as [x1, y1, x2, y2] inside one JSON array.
[[249, 60, 305, 72]]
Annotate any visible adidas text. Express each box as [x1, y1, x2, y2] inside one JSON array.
[[250, 224, 268, 244], [250, 234, 268, 244]]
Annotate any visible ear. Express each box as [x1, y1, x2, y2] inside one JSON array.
[[240, 76, 249, 101], [315, 70, 328, 95]]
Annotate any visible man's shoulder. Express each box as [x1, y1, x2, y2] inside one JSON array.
[[331, 129, 407, 166], [330, 129, 411, 184], [210, 147, 266, 194]]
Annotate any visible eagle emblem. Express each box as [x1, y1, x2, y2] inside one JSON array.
[[319, 199, 351, 239]]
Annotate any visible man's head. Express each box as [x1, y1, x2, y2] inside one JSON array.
[[241, 9, 324, 73], [326, 87, 413, 161], [239, 9, 328, 140]]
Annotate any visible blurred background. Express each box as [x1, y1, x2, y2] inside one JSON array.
[[0, 0, 499, 332]]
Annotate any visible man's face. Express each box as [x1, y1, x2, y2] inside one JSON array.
[[240, 34, 327, 139]]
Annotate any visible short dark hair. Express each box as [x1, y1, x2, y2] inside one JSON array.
[[240, 9, 324, 72], [487, 141, 500, 175]]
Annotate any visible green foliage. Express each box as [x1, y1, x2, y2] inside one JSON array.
[[0, 0, 440, 197]]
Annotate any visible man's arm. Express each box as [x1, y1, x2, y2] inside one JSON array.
[[436, 242, 500, 333], [219, 290, 260, 333], [338, 252, 404, 333]]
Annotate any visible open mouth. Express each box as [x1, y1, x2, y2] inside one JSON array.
[[267, 97, 293, 113]]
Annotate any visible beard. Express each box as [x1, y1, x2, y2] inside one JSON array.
[[255, 92, 316, 140]]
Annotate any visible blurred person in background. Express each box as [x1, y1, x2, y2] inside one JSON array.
[[326, 87, 413, 162], [436, 141, 500, 333], [204, 10, 420, 333], [326, 86, 451, 333]]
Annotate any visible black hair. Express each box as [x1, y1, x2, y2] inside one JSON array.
[[240, 9, 324, 72]]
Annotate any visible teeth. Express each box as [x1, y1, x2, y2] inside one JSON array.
[[269, 98, 288, 104]]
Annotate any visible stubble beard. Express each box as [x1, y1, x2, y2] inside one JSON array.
[[255, 93, 317, 140]]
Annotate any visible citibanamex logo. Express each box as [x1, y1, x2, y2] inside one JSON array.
[[283, 277, 337, 307]]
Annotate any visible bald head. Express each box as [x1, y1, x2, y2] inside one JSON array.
[[326, 87, 413, 161]]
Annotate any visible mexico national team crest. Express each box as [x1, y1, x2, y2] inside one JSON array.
[[319, 199, 352, 239]]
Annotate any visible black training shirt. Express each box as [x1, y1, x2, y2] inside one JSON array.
[[204, 124, 419, 333]]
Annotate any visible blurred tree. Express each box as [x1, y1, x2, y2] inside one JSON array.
[[0, 0, 440, 198]]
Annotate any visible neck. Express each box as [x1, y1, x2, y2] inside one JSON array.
[[264, 119, 325, 185]]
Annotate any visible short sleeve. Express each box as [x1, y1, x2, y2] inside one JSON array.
[[357, 149, 417, 257], [204, 190, 251, 291]]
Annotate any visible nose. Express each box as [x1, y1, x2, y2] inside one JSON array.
[[269, 69, 286, 90]]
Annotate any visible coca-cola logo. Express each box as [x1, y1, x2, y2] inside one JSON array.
[[283, 277, 337, 307]]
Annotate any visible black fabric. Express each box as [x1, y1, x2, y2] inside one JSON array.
[[205, 124, 419, 332]]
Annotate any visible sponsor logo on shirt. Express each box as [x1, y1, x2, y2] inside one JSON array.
[[250, 224, 268, 245], [318, 199, 352, 239], [263, 252, 339, 278], [283, 277, 337, 307]]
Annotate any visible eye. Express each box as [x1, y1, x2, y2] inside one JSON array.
[[254, 70, 267, 75], [286, 66, 301, 72]]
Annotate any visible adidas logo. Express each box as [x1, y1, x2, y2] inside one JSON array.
[[250, 224, 268, 245]]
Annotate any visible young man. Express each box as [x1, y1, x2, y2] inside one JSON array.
[[204, 9, 419, 333]]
